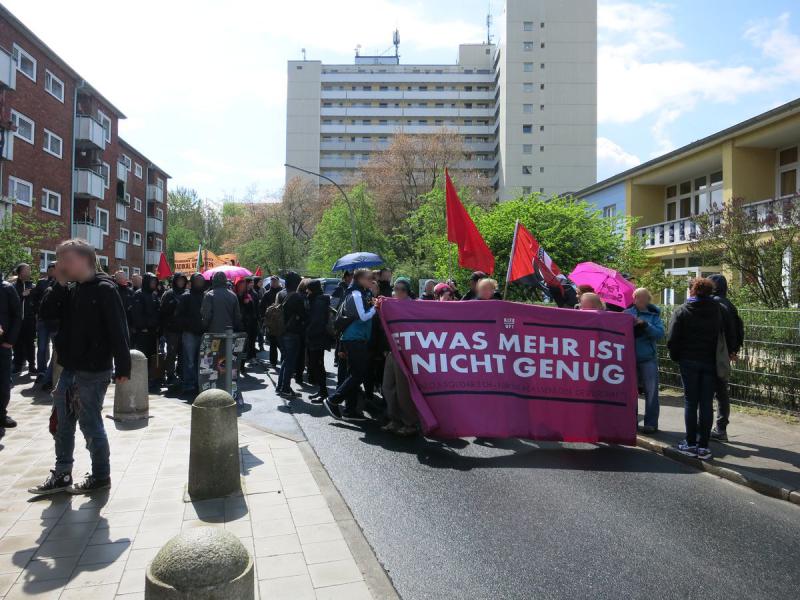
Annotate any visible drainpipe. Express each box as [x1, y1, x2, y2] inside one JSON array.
[[71, 80, 86, 241], [144, 164, 150, 274]]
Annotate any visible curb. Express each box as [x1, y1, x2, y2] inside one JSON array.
[[636, 435, 800, 506]]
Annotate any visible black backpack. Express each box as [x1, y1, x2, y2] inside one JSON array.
[[333, 292, 358, 335]]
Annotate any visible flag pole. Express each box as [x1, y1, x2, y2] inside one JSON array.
[[445, 167, 453, 282], [503, 220, 520, 300]]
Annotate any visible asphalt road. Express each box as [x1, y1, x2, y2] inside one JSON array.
[[240, 364, 800, 600]]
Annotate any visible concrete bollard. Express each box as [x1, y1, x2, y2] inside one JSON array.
[[145, 527, 254, 599], [52, 349, 63, 391], [113, 350, 149, 421], [188, 389, 241, 500]]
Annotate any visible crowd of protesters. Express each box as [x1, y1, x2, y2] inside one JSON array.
[[0, 238, 748, 498]]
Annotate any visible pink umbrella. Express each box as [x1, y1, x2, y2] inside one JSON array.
[[202, 264, 252, 281], [568, 262, 635, 309]]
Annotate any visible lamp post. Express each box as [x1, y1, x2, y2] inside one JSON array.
[[284, 163, 356, 252]]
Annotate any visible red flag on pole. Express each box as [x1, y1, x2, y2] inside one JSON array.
[[506, 221, 561, 286], [254, 266, 263, 277], [445, 169, 494, 274], [156, 252, 172, 280]]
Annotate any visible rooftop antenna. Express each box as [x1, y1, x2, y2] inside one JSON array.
[[301, 48, 306, 61], [355, 44, 361, 57], [393, 29, 400, 59], [486, 1, 493, 44]]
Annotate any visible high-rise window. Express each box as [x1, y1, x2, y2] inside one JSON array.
[[523, 104, 533, 113], [524, 62, 534, 72], [523, 42, 533, 52], [522, 124, 532, 134], [523, 21, 534, 31]]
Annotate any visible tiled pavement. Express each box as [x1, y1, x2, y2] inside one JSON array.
[[0, 379, 376, 599]]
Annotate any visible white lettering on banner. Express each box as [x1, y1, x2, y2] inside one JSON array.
[[411, 353, 507, 375], [511, 359, 624, 383]]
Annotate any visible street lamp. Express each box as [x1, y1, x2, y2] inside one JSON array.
[[284, 163, 357, 252]]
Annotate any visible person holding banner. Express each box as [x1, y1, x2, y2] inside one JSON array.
[[476, 278, 499, 300], [624, 288, 664, 434], [433, 282, 455, 301]]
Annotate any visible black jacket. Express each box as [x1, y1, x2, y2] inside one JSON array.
[[306, 293, 332, 350], [116, 283, 135, 324], [131, 273, 160, 333], [667, 297, 736, 365], [14, 279, 34, 322], [159, 273, 187, 333], [708, 274, 744, 354], [40, 273, 131, 378], [279, 290, 307, 336], [30, 276, 59, 327], [0, 281, 22, 346], [175, 276, 206, 335], [260, 285, 283, 318]]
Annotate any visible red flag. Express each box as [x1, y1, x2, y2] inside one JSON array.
[[507, 222, 561, 286], [254, 266, 263, 277], [445, 169, 494, 274], [156, 252, 172, 280]]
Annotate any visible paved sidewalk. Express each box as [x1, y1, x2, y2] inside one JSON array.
[[638, 390, 800, 502], [0, 377, 378, 599]]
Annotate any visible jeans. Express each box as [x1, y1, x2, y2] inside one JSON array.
[[307, 348, 327, 397], [331, 340, 370, 412], [277, 333, 301, 392], [679, 360, 716, 448], [714, 377, 731, 432], [0, 346, 11, 419], [13, 318, 35, 371], [53, 369, 112, 479], [36, 320, 56, 374], [636, 359, 660, 429], [181, 332, 202, 393]]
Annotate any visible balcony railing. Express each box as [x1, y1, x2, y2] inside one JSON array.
[[72, 221, 104, 250], [0, 45, 15, 89], [74, 116, 106, 150], [145, 250, 161, 265], [147, 184, 163, 203], [742, 196, 797, 230], [73, 169, 105, 200], [117, 161, 128, 184], [115, 202, 127, 221], [115, 241, 127, 260], [146, 216, 163, 234]]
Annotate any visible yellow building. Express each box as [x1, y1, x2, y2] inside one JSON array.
[[577, 98, 800, 301]]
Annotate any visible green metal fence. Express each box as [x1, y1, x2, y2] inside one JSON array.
[[657, 306, 800, 414]]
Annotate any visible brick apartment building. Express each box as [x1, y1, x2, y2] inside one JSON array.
[[0, 4, 168, 277]]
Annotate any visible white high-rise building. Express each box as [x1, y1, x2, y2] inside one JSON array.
[[285, 0, 596, 200]]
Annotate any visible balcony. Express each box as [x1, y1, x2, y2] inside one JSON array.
[[742, 197, 796, 231], [145, 250, 161, 265], [72, 221, 104, 250], [147, 216, 163, 234], [117, 161, 128, 184], [147, 184, 163, 203], [115, 202, 127, 221], [1, 133, 13, 161], [74, 116, 106, 150], [115, 241, 127, 260], [0, 45, 15, 89], [73, 169, 105, 200]]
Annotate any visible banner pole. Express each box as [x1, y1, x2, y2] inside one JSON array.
[[503, 220, 519, 300]]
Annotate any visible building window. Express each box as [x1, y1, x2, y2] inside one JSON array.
[[522, 186, 532, 194], [120, 154, 132, 171], [101, 162, 111, 189], [10, 110, 34, 144], [523, 62, 534, 72], [523, 21, 534, 31], [523, 144, 533, 154], [134, 197, 142, 212], [43, 129, 63, 158], [523, 42, 533, 52], [522, 124, 532, 134], [132, 267, 141, 275], [12, 43, 36, 81], [523, 104, 533, 113], [156, 207, 164, 220], [603, 205, 617, 219], [120, 227, 130, 243], [132, 232, 142, 246], [522, 165, 532, 175], [41, 189, 60, 215], [778, 145, 798, 197], [96, 208, 109, 235], [9, 176, 33, 206], [540, 84, 545, 90], [155, 237, 163, 252], [523, 83, 533, 93], [540, 63, 545, 69], [135, 163, 143, 179], [39, 250, 56, 272], [98, 110, 111, 143], [97, 256, 108, 271], [541, 42, 546, 49], [540, 125, 545, 132], [539, 166, 545, 173], [121, 266, 130, 277], [540, 145, 545, 152], [44, 70, 64, 102]]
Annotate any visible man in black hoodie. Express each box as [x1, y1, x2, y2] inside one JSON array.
[[175, 273, 206, 396], [113, 270, 135, 328], [12, 263, 35, 374], [708, 274, 745, 441], [160, 273, 187, 385], [31, 239, 130, 495], [260, 276, 283, 366], [131, 272, 161, 389], [0, 277, 22, 439]]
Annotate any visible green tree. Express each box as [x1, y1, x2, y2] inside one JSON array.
[[167, 187, 223, 256], [0, 212, 61, 276]]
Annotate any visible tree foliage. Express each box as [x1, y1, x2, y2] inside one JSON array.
[[166, 187, 223, 261], [0, 211, 61, 276]]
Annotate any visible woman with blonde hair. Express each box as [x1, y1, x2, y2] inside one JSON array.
[[476, 278, 499, 300]]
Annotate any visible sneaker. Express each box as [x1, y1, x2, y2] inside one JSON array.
[[639, 425, 657, 434], [28, 471, 73, 496], [323, 398, 343, 420], [710, 429, 728, 442], [278, 389, 299, 399], [40, 382, 53, 392], [68, 474, 111, 495], [381, 421, 401, 433], [696, 447, 713, 461], [395, 425, 418, 437], [2, 415, 16, 428], [309, 394, 327, 405], [341, 410, 368, 422], [676, 441, 698, 457]]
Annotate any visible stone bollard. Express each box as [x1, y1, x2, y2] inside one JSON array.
[[145, 527, 254, 599], [52, 349, 63, 391], [113, 350, 149, 421], [188, 389, 241, 500]]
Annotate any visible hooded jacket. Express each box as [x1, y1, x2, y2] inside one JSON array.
[[130, 273, 161, 333], [201, 272, 242, 333], [0, 280, 22, 346], [624, 303, 664, 363], [175, 273, 206, 335], [667, 296, 736, 365], [708, 274, 745, 354], [306, 291, 331, 350], [39, 272, 131, 378], [159, 273, 188, 333]]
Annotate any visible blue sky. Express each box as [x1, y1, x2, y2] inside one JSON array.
[[6, 0, 800, 199]]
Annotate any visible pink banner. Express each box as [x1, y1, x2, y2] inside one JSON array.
[[380, 300, 638, 444]]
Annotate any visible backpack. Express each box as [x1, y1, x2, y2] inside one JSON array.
[[333, 292, 358, 335], [264, 294, 286, 338]]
